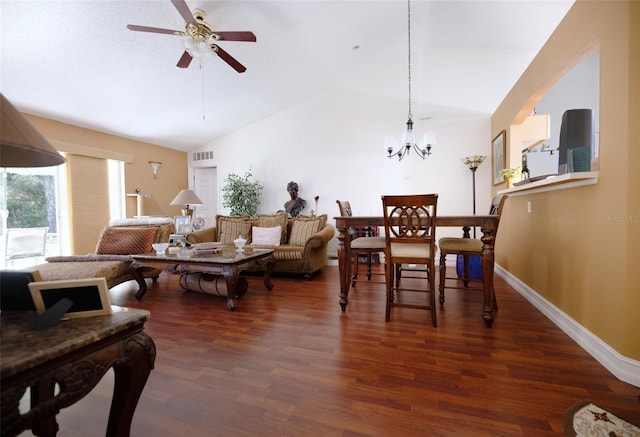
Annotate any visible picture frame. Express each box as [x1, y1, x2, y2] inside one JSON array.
[[174, 215, 192, 234], [174, 215, 191, 226], [492, 130, 506, 185], [28, 277, 112, 319], [0, 269, 42, 311]]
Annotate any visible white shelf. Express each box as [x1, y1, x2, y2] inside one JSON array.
[[497, 171, 598, 197]]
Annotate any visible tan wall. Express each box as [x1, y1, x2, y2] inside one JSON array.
[[24, 115, 189, 254], [492, 0, 639, 360]]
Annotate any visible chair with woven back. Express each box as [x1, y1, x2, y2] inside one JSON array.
[[438, 195, 508, 307], [381, 194, 439, 326], [336, 200, 386, 286]]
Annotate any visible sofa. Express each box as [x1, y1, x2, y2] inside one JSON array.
[[31, 218, 175, 298], [185, 213, 335, 279]]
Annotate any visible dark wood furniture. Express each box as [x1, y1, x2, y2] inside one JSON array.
[[381, 194, 439, 326], [334, 214, 499, 327], [131, 246, 275, 311], [1, 308, 155, 437], [335, 200, 386, 286], [438, 195, 508, 308]]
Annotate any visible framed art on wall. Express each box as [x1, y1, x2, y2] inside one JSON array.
[[492, 130, 506, 185]]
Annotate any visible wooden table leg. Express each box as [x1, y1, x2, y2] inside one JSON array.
[[223, 266, 241, 311], [107, 331, 156, 437], [481, 225, 497, 328], [262, 257, 275, 291], [30, 379, 58, 436], [336, 227, 351, 311], [129, 262, 148, 300]]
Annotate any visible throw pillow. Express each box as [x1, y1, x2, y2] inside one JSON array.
[[254, 212, 288, 245], [216, 215, 252, 244], [95, 226, 158, 255], [289, 218, 321, 246], [251, 226, 282, 246], [294, 214, 328, 229]]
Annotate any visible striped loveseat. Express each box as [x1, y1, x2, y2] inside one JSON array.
[[186, 213, 335, 279]]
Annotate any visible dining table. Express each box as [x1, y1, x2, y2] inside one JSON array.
[[334, 215, 499, 328]]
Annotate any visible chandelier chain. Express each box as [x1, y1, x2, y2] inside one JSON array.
[[407, 0, 412, 120]]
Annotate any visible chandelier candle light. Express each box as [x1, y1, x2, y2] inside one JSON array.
[[386, 0, 436, 161]]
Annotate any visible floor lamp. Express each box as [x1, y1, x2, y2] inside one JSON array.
[[460, 155, 487, 238]]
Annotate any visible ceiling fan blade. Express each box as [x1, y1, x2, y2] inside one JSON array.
[[127, 24, 181, 35], [177, 51, 193, 68], [211, 44, 247, 73], [171, 0, 197, 26], [213, 31, 257, 42]]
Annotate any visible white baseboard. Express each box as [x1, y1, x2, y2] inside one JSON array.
[[495, 264, 640, 388]]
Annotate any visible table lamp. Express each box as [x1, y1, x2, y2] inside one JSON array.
[[1, 93, 66, 168], [170, 189, 203, 218]]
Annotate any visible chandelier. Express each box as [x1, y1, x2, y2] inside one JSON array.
[[386, 0, 435, 161]]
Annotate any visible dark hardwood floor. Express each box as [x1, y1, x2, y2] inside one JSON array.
[[22, 265, 639, 436]]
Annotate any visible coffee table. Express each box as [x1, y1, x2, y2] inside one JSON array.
[[131, 246, 275, 311]]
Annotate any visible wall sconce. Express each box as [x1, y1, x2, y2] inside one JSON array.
[[148, 161, 161, 179]]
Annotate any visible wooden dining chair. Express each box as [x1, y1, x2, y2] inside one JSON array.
[[381, 194, 438, 326], [438, 195, 508, 308], [336, 200, 386, 286]]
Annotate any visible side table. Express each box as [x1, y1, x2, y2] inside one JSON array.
[[1, 308, 155, 437]]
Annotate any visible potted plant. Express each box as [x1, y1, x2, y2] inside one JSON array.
[[221, 171, 263, 217], [501, 167, 520, 188]]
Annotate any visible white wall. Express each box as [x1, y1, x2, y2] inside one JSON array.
[[193, 65, 495, 244]]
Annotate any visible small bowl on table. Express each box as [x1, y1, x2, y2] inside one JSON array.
[[152, 242, 169, 255]]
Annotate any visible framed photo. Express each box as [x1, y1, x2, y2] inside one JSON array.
[[0, 269, 42, 311], [492, 130, 506, 185], [174, 215, 191, 226], [174, 215, 192, 234], [28, 278, 112, 319]]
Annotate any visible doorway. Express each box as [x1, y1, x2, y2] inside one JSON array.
[[193, 167, 217, 230]]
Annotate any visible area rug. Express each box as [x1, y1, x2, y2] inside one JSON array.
[[563, 400, 640, 437]]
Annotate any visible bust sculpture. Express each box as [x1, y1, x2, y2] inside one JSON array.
[[283, 181, 306, 217]]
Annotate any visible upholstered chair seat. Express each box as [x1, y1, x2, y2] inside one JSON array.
[[437, 237, 482, 252]]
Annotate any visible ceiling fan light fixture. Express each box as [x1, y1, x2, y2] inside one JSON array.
[[127, 0, 255, 73], [182, 35, 212, 58]]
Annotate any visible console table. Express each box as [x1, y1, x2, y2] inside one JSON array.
[[1, 308, 155, 437]]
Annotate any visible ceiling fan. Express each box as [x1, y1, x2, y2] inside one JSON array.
[[127, 0, 256, 73]]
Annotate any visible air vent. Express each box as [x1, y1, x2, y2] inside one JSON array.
[[192, 151, 214, 161]]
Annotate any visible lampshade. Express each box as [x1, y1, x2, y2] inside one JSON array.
[[460, 155, 487, 171], [170, 189, 203, 207], [1, 93, 66, 168]]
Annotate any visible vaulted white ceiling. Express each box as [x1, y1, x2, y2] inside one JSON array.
[[1, 0, 574, 152]]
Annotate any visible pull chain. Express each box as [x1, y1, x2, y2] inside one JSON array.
[[201, 55, 206, 120]]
